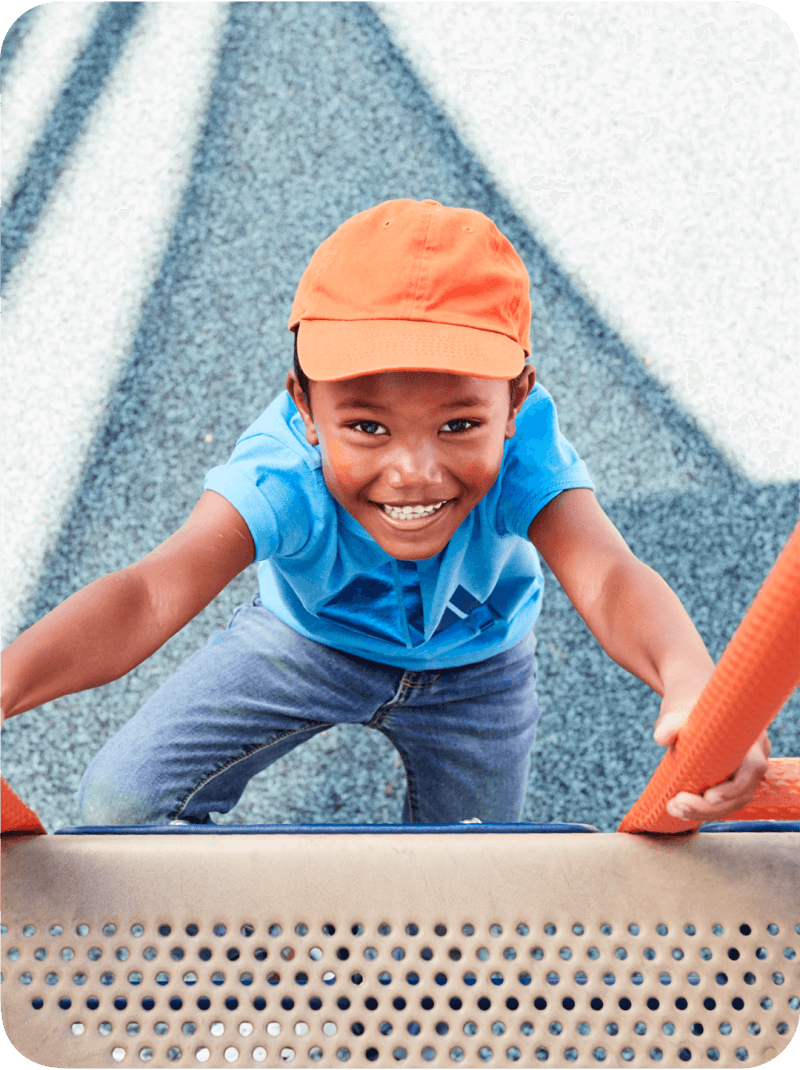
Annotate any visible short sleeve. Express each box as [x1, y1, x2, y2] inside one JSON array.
[[496, 384, 594, 539], [204, 401, 318, 561]]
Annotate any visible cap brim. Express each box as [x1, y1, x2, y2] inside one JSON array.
[[296, 319, 526, 381]]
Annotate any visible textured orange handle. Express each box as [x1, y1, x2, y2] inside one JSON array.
[[722, 757, 800, 821], [0, 778, 45, 903], [1, 775, 47, 835], [619, 523, 800, 834]]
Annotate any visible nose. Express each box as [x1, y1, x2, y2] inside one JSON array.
[[385, 438, 443, 491]]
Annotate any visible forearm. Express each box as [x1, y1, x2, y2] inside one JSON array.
[[586, 556, 715, 699], [1, 569, 165, 720]]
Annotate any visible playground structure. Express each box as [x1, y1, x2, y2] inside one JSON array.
[[2, 527, 798, 1067]]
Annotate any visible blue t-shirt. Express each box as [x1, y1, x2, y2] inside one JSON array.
[[205, 385, 593, 670]]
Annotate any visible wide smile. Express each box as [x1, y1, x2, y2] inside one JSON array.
[[371, 499, 454, 528]]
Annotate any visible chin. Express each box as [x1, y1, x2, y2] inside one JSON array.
[[374, 533, 448, 560]]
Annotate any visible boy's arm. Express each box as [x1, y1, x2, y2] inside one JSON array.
[[1, 490, 255, 723], [528, 488, 770, 823]]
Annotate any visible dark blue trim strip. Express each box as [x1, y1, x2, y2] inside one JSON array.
[[55, 821, 599, 835], [53, 821, 800, 835], [700, 820, 800, 833]]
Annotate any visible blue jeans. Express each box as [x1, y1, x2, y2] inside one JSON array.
[[76, 598, 541, 826]]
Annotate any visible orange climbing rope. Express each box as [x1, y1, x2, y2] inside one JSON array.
[[619, 522, 800, 834]]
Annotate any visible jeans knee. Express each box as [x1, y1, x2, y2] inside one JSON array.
[[77, 775, 163, 827]]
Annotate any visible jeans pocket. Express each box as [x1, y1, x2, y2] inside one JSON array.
[[226, 603, 251, 630]]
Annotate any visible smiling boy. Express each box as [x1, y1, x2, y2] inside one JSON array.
[[1, 199, 768, 826]]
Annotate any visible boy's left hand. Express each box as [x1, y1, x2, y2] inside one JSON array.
[[653, 703, 771, 823]]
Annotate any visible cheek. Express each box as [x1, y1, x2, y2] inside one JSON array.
[[461, 454, 503, 493], [320, 441, 369, 497], [326, 465, 363, 497]]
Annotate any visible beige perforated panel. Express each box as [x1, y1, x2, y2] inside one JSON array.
[[2, 832, 798, 1068]]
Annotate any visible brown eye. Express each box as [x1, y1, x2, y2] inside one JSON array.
[[354, 421, 387, 435], [441, 419, 477, 433]]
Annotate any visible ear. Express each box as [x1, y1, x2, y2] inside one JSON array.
[[286, 370, 319, 446], [505, 365, 536, 440]]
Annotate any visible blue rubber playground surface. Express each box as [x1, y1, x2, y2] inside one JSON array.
[[1, 2, 798, 835]]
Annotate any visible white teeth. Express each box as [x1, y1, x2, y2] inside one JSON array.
[[382, 501, 447, 520]]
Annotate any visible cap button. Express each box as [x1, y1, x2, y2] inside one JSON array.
[[421, 199, 441, 206]]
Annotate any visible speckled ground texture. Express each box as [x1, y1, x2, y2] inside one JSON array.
[[1, 2, 798, 834]]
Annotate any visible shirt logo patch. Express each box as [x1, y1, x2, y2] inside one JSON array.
[[434, 585, 487, 635]]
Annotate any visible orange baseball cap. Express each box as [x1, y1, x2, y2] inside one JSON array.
[[288, 198, 531, 381]]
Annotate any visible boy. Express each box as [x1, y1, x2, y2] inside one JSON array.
[[1, 199, 769, 826]]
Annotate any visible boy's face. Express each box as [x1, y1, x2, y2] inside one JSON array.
[[286, 366, 536, 560]]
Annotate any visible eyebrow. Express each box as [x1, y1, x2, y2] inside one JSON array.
[[334, 395, 490, 412]]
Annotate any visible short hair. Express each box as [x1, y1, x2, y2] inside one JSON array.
[[292, 327, 525, 408], [292, 329, 310, 408]]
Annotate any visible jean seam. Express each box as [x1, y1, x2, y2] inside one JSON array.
[[402, 675, 441, 688], [368, 671, 444, 730], [171, 720, 332, 820], [226, 603, 251, 630], [366, 672, 414, 729], [367, 702, 397, 731]]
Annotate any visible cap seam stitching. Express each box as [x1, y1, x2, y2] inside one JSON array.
[[409, 202, 436, 319]]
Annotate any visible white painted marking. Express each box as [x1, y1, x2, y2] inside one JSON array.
[[375, 3, 799, 483], [1, 3, 100, 202], [1, 3, 229, 641]]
